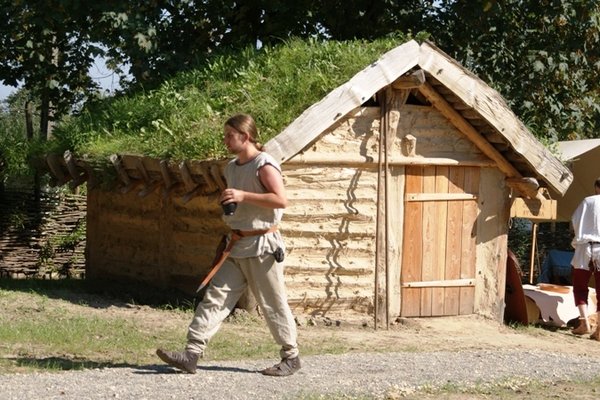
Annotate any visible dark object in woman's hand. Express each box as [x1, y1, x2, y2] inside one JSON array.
[[221, 201, 237, 215]]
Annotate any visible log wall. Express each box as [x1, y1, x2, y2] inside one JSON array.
[[282, 107, 380, 312], [86, 187, 228, 293]]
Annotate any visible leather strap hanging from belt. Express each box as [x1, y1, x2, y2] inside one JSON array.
[[196, 225, 279, 292]]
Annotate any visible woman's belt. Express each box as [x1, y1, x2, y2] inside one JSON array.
[[196, 225, 278, 292]]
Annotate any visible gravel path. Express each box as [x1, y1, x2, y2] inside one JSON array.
[[2, 349, 600, 399]]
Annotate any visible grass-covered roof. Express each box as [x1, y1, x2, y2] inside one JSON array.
[[49, 34, 420, 164]]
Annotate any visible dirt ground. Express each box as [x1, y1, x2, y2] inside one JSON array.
[[44, 289, 600, 359], [6, 287, 600, 399]]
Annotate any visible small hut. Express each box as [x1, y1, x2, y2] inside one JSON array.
[[45, 40, 572, 325]]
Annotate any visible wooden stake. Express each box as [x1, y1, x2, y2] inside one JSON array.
[[136, 158, 160, 197], [159, 160, 177, 198], [199, 163, 217, 193], [179, 161, 199, 193], [109, 154, 137, 194]]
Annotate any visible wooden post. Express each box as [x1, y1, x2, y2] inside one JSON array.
[[375, 87, 409, 329], [529, 222, 538, 284], [374, 89, 387, 330]]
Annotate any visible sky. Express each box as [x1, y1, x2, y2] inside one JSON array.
[[0, 83, 17, 101], [0, 56, 124, 101]]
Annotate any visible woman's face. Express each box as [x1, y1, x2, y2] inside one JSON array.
[[223, 125, 246, 154]]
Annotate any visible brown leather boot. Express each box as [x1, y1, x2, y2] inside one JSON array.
[[156, 349, 199, 373], [572, 318, 591, 335], [261, 356, 301, 377]]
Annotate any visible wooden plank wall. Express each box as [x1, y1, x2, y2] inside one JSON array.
[[393, 105, 485, 160], [86, 187, 227, 293], [282, 103, 493, 315]]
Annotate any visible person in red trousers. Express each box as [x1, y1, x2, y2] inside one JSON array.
[[570, 177, 600, 337]]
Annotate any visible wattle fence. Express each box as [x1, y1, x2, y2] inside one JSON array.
[[0, 186, 87, 279]]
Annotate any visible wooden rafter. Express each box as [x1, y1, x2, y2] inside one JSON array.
[[419, 41, 572, 195], [419, 82, 520, 179], [418, 82, 540, 199]]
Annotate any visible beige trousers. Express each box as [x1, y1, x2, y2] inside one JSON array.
[[186, 254, 299, 360]]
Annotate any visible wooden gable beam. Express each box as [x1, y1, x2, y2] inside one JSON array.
[[419, 82, 518, 178], [265, 40, 420, 163], [391, 69, 426, 90]]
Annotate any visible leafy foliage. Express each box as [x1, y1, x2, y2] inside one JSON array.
[[0, 1, 109, 135], [49, 35, 419, 162], [425, 0, 600, 141], [0, 91, 36, 178]]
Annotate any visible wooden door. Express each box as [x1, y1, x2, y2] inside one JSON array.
[[400, 165, 479, 317]]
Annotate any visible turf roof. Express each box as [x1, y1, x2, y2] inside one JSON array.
[[49, 34, 419, 164]]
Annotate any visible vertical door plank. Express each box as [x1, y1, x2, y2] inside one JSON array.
[[432, 166, 449, 316], [459, 167, 480, 314], [388, 166, 405, 318], [401, 166, 423, 317], [420, 166, 436, 316], [444, 167, 464, 315]]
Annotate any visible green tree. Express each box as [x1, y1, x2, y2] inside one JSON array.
[[0, 1, 110, 139], [0, 90, 36, 186], [424, 0, 600, 141], [93, 1, 323, 87]]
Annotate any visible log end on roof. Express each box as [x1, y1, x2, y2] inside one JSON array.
[[43, 151, 230, 202]]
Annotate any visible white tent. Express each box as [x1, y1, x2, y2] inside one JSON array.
[[554, 138, 600, 221]]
